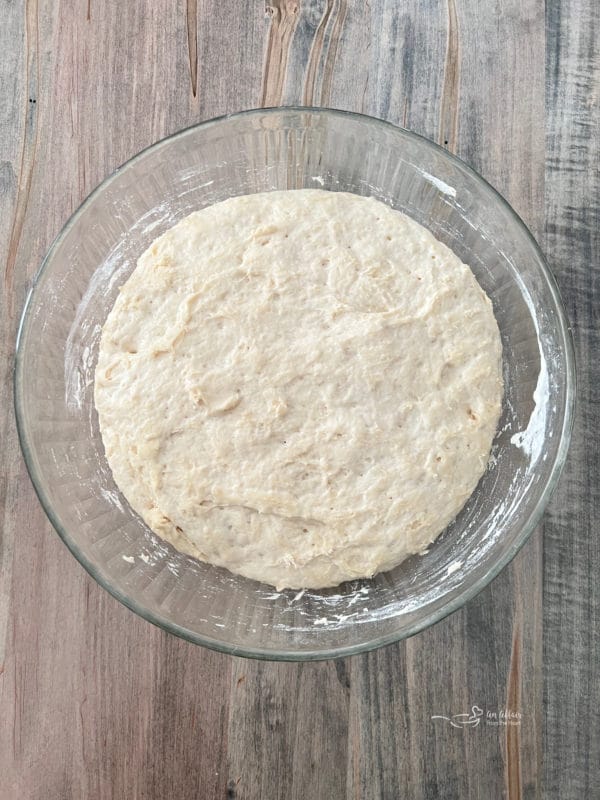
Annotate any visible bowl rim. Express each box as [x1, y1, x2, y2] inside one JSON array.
[[14, 105, 576, 660]]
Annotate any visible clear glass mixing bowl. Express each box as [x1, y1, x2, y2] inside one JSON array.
[[15, 108, 575, 660]]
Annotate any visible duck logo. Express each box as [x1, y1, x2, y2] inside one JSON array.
[[431, 705, 484, 729]]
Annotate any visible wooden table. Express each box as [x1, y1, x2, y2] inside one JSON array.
[[1, 2, 597, 798]]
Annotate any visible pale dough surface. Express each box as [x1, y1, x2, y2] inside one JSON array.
[[95, 190, 503, 589]]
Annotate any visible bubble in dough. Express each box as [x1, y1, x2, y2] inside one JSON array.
[[94, 190, 503, 590]]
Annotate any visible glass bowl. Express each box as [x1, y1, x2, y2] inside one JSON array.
[[15, 108, 575, 660]]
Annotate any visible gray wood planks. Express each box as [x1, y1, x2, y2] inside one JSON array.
[[544, 0, 600, 797]]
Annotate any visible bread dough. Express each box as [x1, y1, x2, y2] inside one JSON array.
[[95, 190, 502, 590]]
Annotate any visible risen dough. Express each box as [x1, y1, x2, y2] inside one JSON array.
[[95, 190, 502, 589]]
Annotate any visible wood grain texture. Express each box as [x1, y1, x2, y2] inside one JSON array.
[[0, 1, 593, 798], [227, 659, 350, 800], [544, 0, 600, 797]]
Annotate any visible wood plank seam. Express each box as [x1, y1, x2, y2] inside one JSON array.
[[438, 0, 460, 150], [186, 0, 198, 98]]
